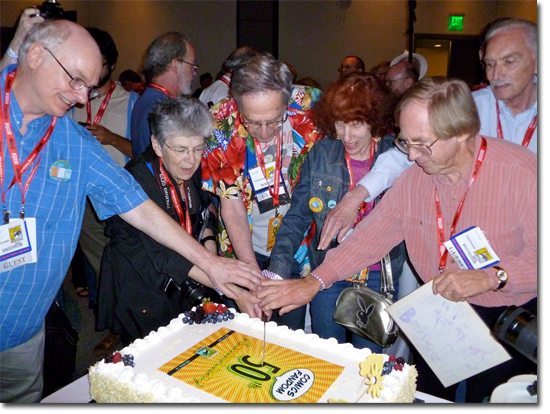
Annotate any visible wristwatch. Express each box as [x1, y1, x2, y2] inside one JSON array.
[[493, 266, 508, 291]]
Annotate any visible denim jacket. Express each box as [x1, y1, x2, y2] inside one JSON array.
[[268, 135, 407, 282]]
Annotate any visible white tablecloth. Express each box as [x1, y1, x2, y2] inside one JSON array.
[[41, 374, 451, 403]]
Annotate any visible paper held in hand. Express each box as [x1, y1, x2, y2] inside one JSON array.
[[387, 281, 510, 388]]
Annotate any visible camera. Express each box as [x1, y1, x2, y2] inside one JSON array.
[[493, 305, 537, 364], [37, 0, 64, 20], [164, 277, 221, 307], [78, 122, 90, 127]]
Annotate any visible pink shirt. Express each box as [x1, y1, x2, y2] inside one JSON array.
[[314, 135, 537, 308]]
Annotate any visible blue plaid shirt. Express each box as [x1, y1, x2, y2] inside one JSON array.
[[0, 66, 148, 351]]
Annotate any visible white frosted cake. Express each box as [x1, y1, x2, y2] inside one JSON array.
[[89, 305, 417, 403]]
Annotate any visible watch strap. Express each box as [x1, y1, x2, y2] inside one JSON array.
[[493, 266, 508, 291]]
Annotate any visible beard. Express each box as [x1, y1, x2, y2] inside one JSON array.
[[178, 76, 193, 96]]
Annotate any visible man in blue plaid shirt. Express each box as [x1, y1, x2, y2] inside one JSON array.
[[0, 19, 262, 403]]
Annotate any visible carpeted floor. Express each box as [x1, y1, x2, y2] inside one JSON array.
[[61, 271, 122, 380]]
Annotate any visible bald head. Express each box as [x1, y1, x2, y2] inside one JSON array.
[[385, 61, 417, 96], [13, 20, 102, 121]]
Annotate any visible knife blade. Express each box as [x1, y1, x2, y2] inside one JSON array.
[[261, 312, 268, 366]]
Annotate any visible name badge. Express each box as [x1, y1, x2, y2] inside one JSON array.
[[0, 218, 37, 273], [443, 226, 500, 270], [248, 162, 290, 214], [249, 161, 276, 192], [267, 214, 284, 252]]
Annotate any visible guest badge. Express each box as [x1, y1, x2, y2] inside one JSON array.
[[0, 218, 37, 273], [443, 226, 500, 270], [248, 161, 289, 214]]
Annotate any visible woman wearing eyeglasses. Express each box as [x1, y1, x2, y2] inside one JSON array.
[[261, 73, 407, 352], [97, 96, 256, 345]]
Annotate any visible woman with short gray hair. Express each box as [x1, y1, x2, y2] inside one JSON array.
[[97, 96, 254, 345]]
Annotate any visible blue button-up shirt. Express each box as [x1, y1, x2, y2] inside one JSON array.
[[0, 66, 148, 351]]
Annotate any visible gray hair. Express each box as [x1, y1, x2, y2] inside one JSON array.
[[148, 96, 214, 145], [141, 32, 191, 84], [482, 18, 537, 58], [229, 53, 293, 108], [221, 46, 258, 74], [396, 77, 480, 141], [18, 20, 70, 62]]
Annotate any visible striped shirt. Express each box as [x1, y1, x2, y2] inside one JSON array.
[[313, 135, 537, 308], [0, 66, 148, 351]]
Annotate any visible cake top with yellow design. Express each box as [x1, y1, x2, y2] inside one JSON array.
[[89, 305, 417, 403]]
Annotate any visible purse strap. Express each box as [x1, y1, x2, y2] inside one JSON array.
[[353, 254, 395, 299], [380, 254, 395, 299]]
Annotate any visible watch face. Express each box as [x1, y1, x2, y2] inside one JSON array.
[[496, 269, 508, 281]]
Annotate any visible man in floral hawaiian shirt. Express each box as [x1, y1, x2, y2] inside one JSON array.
[[202, 53, 322, 329]]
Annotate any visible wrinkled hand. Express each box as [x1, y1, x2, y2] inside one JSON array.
[[258, 276, 322, 316], [225, 284, 263, 319], [432, 269, 495, 302], [318, 185, 369, 250], [12, 8, 44, 47], [205, 255, 263, 300], [86, 124, 116, 146]]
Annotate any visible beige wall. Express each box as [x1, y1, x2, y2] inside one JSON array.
[[496, 0, 538, 21], [1, 0, 237, 89], [1, 0, 537, 90]]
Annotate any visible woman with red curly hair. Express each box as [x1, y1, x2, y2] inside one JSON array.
[[261, 73, 407, 351]]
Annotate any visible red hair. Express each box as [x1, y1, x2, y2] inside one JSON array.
[[312, 73, 397, 138]]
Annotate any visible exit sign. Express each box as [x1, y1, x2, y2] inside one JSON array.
[[449, 15, 464, 31]]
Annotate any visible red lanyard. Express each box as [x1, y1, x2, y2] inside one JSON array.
[[220, 75, 231, 86], [436, 137, 487, 272], [253, 133, 282, 208], [86, 81, 116, 125], [159, 160, 192, 234], [1, 70, 56, 221], [148, 83, 174, 98], [496, 101, 537, 148], [344, 138, 376, 225]]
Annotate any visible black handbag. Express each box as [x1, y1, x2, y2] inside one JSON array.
[[332, 254, 399, 347], [43, 300, 79, 397]]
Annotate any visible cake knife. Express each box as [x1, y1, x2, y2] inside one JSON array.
[[261, 312, 268, 366]]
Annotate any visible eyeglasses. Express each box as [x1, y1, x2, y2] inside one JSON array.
[[240, 113, 288, 132], [44, 47, 99, 99], [386, 76, 410, 87], [164, 142, 205, 157], [394, 136, 439, 155], [177, 59, 199, 71]]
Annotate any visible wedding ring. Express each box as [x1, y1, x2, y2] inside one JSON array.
[[445, 291, 453, 295]]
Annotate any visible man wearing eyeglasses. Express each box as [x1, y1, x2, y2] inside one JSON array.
[[0, 20, 262, 403], [384, 60, 419, 97], [202, 53, 322, 329], [338, 55, 365, 79], [260, 77, 537, 402], [130, 32, 198, 159]]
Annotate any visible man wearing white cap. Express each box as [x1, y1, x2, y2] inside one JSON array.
[[390, 51, 428, 79], [385, 51, 428, 97]]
